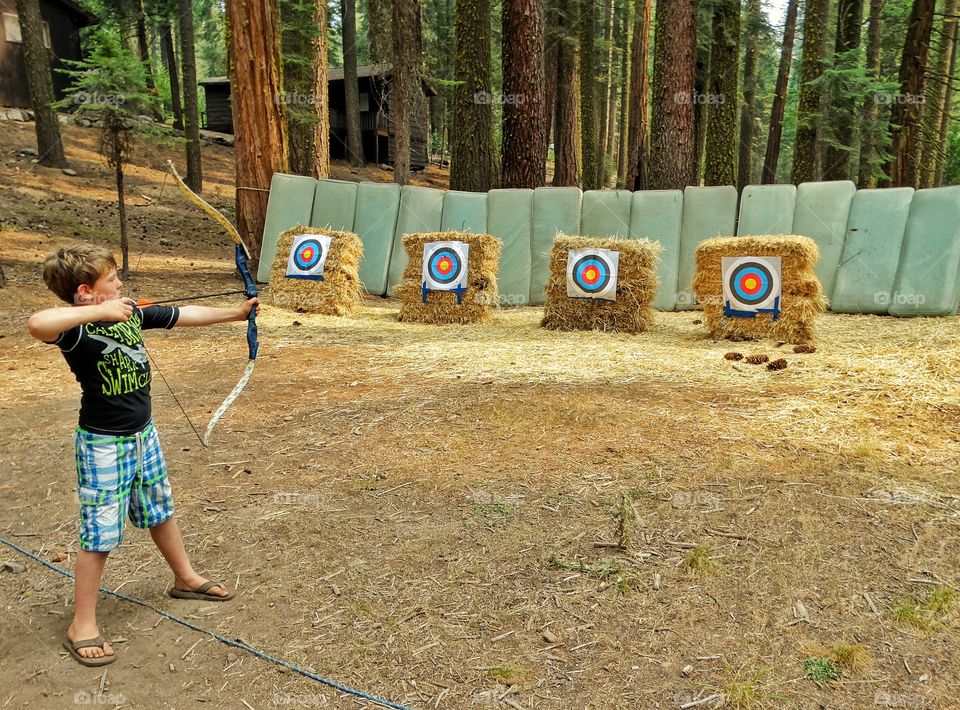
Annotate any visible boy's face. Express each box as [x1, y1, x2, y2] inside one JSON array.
[[77, 268, 123, 305]]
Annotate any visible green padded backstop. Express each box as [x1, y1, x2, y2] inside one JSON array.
[[792, 180, 856, 300], [386, 185, 446, 295], [257, 174, 318, 283], [677, 186, 737, 309], [354, 182, 402, 297], [530, 187, 582, 305], [629, 189, 684, 311], [737, 184, 796, 236], [580, 190, 632, 238], [440, 190, 488, 233], [311, 179, 358, 232], [486, 189, 533, 306]]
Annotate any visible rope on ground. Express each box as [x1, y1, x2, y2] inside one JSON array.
[[0, 536, 411, 710]]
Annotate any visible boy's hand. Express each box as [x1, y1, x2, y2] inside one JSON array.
[[98, 297, 135, 322], [239, 297, 260, 319]]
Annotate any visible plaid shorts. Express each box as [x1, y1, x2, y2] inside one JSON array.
[[75, 421, 175, 552]]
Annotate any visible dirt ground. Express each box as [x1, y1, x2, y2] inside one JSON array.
[[1, 121, 959, 709]]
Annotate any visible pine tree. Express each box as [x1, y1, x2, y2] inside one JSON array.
[[704, 0, 740, 186], [919, 0, 958, 187], [342, 0, 365, 166], [738, 0, 762, 189], [626, 0, 651, 190], [178, 0, 202, 191], [822, 0, 864, 181], [392, 0, 419, 184], [763, 0, 798, 183], [857, 0, 883, 186], [579, 0, 599, 189], [552, 0, 580, 186], [791, 0, 829, 184]]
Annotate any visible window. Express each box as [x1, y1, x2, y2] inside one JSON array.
[[3, 13, 51, 48]]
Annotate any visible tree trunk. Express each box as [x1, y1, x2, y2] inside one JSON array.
[[823, 0, 864, 181], [597, 0, 616, 186], [14, 0, 67, 168], [935, 11, 959, 186], [579, 0, 599, 189], [178, 0, 202, 191], [114, 142, 129, 277], [544, 0, 559, 155], [738, 0, 761, 190], [368, 0, 392, 63], [451, 0, 498, 191], [693, 9, 710, 183], [649, 0, 697, 190], [136, 0, 156, 91], [342, 0, 365, 166], [626, 0, 651, 190], [791, 0, 829, 185], [392, 0, 418, 185], [227, 0, 289, 263], [762, 0, 798, 183], [552, 0, 580, 186], [857, 0, 883, 186], [502, 0, 546, 188], [919, 0, 958, 187], [881, 0, 936, 187], [615, 0, 632, 187], [161, 22, 184, 131], [704, 0, 740, 186]]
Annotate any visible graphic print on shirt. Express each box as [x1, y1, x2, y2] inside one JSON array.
[[85, 314, 151, 396]]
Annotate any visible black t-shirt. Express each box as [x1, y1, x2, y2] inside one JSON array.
[[51, 306, 180, 434]]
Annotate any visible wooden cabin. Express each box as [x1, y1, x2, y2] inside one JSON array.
[[199, 64, 435, 169], [0, 0, 96, 108]]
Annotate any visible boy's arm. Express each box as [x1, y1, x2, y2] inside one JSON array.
[[172, 298, 259, 328], [27, 299, 134, 342]]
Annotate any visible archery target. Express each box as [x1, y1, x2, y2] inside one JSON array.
[[566, 248, 619, 301], [422, 241, 469, 291], [722, 256, 781, 313], [286, 233, 332, 281]]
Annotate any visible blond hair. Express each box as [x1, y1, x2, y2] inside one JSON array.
[[42, 243, 118, 303]]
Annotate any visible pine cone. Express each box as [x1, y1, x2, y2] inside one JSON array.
[[767, 358, 788, 371], [793, 344, 817, 354], [724, 352, 744, 361], [745, 354, 769, 365]]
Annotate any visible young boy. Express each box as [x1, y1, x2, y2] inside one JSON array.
[[27, 242, 259, 667]]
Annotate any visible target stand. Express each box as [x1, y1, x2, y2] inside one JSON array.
[[285, 233, 333, 281], [421, 241, 470, 304], [721, 256, 782, 320]]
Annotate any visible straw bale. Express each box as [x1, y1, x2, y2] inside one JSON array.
[[268, 226, 365, 316], [395, 231, 503, 325], [692, 235, 827, 344], [540, 234, 661, 333]]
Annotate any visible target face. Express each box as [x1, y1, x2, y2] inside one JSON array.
[[722, 256, 781, 315], [286, 233, 332, 281], [422, 241, 469, 291], [566, 248, 619, 301]]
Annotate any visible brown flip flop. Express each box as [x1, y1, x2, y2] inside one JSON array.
[[62, 635, 116, 667], [169, 580, 234, 601]]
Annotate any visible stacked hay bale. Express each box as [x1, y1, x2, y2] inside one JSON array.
[[268, 226, 365, 316], [693, 235, 826, 344], [396, 231, 503, 325], [541, 235, 661, 333]]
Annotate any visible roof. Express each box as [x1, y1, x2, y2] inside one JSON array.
[[200, 64, 436, 96], [52, 0, 98, 24]]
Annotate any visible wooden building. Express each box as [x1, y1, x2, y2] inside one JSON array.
[[199, 64, 435, 169], [0, 0, 96, 108]]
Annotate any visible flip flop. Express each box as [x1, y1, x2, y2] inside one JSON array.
[[62, 635, 116, 667], [168, 580, 234, 602]]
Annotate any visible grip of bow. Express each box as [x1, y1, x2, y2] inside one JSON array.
[[235, 244, 259, 360]]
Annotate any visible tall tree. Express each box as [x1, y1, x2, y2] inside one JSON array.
[[626, 0, 652, 189], [882, 0, 936, 186], [544, 0, 559, 154], [135, 0, 156, 91], [161, 22, 183, 130], [552, 0, 580, 185], [342, 0, 365, 166], [501, 0, 547, 187], [704, 0, 740, 186], [762, 0, 798, 183], [227, 0, 289, 262], [649, 0, 697, 189], [738, 0, 762, 190], [392, 0, 419, 184], [281, 0, 330, 178], [579, 0, 599, 189], [368, 0, 392, 63], [935, 8, 959, 185], [919, 0, 958, 187], [14, 0, 67, 168], [450, 0, 498, 191], [597, 0, 616, 186], [615, 0, 633, 187], [791, 0, 830, 184], [178, 0, 202, 191], [857, 0, 883, 186], [823, 0, 864, 181]]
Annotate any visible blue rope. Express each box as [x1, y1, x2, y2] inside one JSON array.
[[0, 536, 411, 710]]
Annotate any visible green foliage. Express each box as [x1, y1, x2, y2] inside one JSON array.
[[803, 656, 841, 688]]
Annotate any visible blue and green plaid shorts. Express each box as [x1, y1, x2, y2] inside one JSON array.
[[75, 421, 175, 552]]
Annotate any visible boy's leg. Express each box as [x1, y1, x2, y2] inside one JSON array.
[[67, 550, 114, 659], [149, 516, 230, 597]]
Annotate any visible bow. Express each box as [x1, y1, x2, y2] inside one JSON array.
[[166, 161, 259, 446]]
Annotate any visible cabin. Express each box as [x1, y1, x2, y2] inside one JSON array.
[[0, 0, 96, 109], [199, 64, 435, 169]]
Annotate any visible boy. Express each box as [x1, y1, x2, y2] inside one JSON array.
[[27, 243, 259, 667]]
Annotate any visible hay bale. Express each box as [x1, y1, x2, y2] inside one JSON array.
[[692, 235, 827, 344], [540, 235, 661, 333], [267, 226, 365, 316], [395, 231, 503, 325]]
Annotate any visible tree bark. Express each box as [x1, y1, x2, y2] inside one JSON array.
[[704, 0, 740, 186], [935, 11, 959, 186], [738, 0, 761, 190], [14, 0, 67, 168], [791, 0, 829, 185], [501, 0, 546, 188], [451, 0, 498, 191], [823, 0, 864, 181], [626, 0, 651, 190], [136, 0, 156, 91], [392, 0, 418, 185], [597, 0, 616, 187], [579, 0, 599, 189], [649, 0, 697, 190], [178, 0, 202, 191], [113, 139, 129, 277], [919, 0, 958, 187], [857, 0, 883, 186], [342, 0, 365, 166], [881, 0, 936, 187], [615, 0, 632, 187], [552, 0, 579, 186], [161, 22, 183, 131], [227, 0, 289, 263], [544, 0, 559, 155], [368, 0, 392, 63], [762, 0, 798, 183]]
